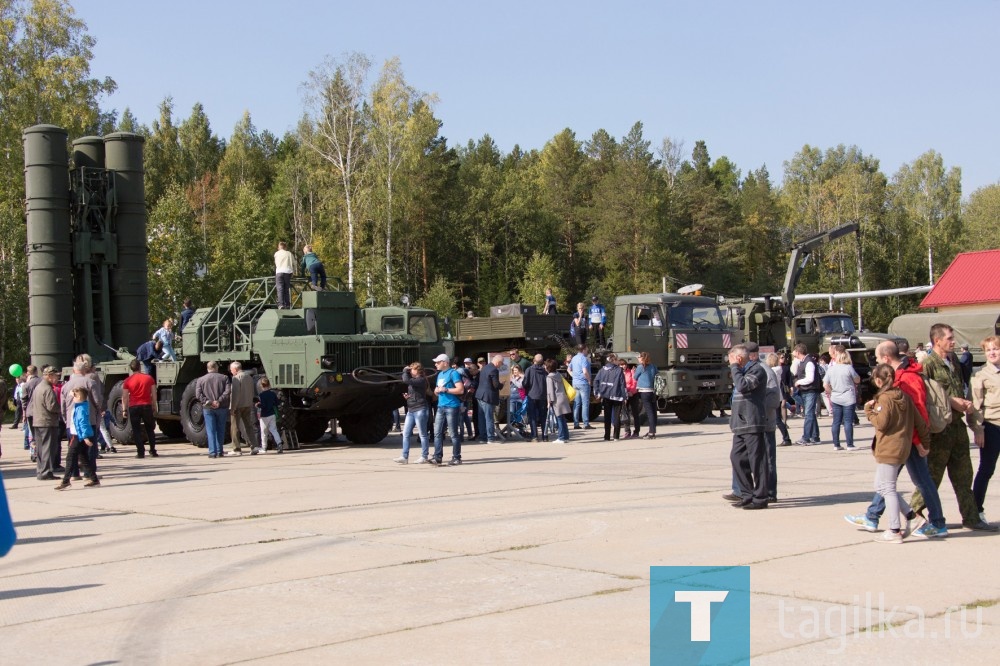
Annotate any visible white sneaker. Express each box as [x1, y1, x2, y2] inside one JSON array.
[[980, 511, 988, 524], [393, 457, 408, 464], [901, 517, 912, 538], [875, 530, 903, 544], [415, 457, 428, 464], [553, 438, 567, 444]]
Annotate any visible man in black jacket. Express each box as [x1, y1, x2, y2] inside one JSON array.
[[521, 354, 548, 442], [728, 344, 770, 509], [475, 355, 503, 443]]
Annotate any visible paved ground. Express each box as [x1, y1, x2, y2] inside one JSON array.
[[1, 414, 998, 665]]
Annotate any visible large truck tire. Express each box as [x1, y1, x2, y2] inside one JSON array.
[[106, 380, 134, 445], [340, 410, 392, 444], [673, 398, 711, 424], [157, 418, 185, 439], [180, 382, 209, 448], [294, 415, 330, 443]]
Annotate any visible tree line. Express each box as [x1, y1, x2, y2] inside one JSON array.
[[1, 0, 997, 365]]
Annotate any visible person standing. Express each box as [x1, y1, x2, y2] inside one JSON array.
[[635, 352, 658, 439], [121, 359, 157, 458], [475, 354, 503, 444], [152, 319, 178, 362], [255, 378, 283, 453], [620, 358, 641, 439], [545, 358, 571, 444], [792, 344, 822, 445], [958, 344, 974, 398], [61, 358, 105, 476], [765, 353, 792, 446], [180, 298, 196, 330], [588, 296, 607, 348], [508, 364, 525, 427], [196, 362, 231, 459], [32, 367, 61, 480], [728, 345, 769, 509], [430, 353, 465, 466], [55, 387, 100, 490], [569, 345, 592, 430], [570, 303, 587, 348], [824, 349, 861, 450], [229, 362, 259, 455], [748, 343, 781, 502], [909, 324, 996, 532], [594, 353, 627, 441], [274, 241, 295, 309], [396, 362, 429, 463], [971, 335, 1000, 525], [543, 287, 557, 315], [300, 244, 328, 291], [521, 354, 549, 442]]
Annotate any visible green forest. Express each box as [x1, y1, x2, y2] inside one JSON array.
[[2, 0, 998, 365]]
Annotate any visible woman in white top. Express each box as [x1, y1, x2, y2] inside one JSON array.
[[823, 349, 860, 450]]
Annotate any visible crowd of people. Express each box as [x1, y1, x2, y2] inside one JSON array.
[[724, 324, 1000, 544]]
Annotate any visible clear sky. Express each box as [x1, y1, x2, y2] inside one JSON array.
[[73, 0, 1000, 194]]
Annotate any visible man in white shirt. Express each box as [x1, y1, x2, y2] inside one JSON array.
[[274, 241, 295, 309]]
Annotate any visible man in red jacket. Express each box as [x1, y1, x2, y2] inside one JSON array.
[[844, 341, 948, 537]]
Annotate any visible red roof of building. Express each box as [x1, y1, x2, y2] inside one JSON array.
[[920, 249, 1000, 308]]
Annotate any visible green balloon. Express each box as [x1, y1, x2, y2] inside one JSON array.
[[8, 363, 23, 378]]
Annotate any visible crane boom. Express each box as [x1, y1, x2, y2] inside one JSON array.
[[780, 222, 860, 321]]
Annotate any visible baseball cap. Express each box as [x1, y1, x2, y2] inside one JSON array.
[[432, 353, 450, 363], [745, 341, 759, 353], [476, 357, 485, 363], [463, 357, 474, 364]]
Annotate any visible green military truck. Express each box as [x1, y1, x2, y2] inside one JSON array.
[[610, 293, 735, 423], [888, 309, 1000, 365]]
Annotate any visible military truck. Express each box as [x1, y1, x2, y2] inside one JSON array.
[[23, 124, 444, 447], [888, 308, 1000, 365], [610, 293, 735, 423]]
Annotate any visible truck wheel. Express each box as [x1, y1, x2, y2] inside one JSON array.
[[673, 399, 711, 424], [295, 416, 329, 444], [106, 381, 134, 445], [340, 411, 392, 444], [157, 419, 185, 439], [180, 382, 209, 448]]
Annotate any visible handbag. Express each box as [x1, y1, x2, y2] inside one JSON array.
[[563, 378, 577, 402]]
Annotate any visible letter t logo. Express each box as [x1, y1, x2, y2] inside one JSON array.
[[674, 590, 729, 641]]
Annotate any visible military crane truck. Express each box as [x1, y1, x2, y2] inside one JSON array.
[[610, 294, 736, 423], [22, 123, 444, 448]]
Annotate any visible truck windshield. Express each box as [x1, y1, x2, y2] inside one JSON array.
[[817, 316, 856, 334], [408, 314, 439, 343], [668, 303, 725, 329]]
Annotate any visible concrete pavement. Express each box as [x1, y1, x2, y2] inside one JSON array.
[[1, 414, 998, 664]]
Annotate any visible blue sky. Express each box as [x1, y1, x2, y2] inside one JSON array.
[[74, 0, 1000, 193]]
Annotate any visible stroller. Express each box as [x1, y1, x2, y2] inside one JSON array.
[[500, 400, 529, 441]]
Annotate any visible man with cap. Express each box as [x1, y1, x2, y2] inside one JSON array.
[[431, 353, 466, 465], [727, 344, 770, 509], [588, 296, 607, 349]]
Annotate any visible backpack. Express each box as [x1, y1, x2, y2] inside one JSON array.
[[921, 375, 953, 434]]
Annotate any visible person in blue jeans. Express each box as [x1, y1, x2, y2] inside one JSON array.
[[396, 362, 430, 463], [791, 344, 821, 444], [823, 349, 860, 450], [569, 345, 592, 429], [844, 342, 947, 537], [430, 354, 465, 466], [300, 244, 328, 290], [195, 361, 231, 459]]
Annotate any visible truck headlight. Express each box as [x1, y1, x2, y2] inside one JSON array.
[[679, 354, 686, 363]]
